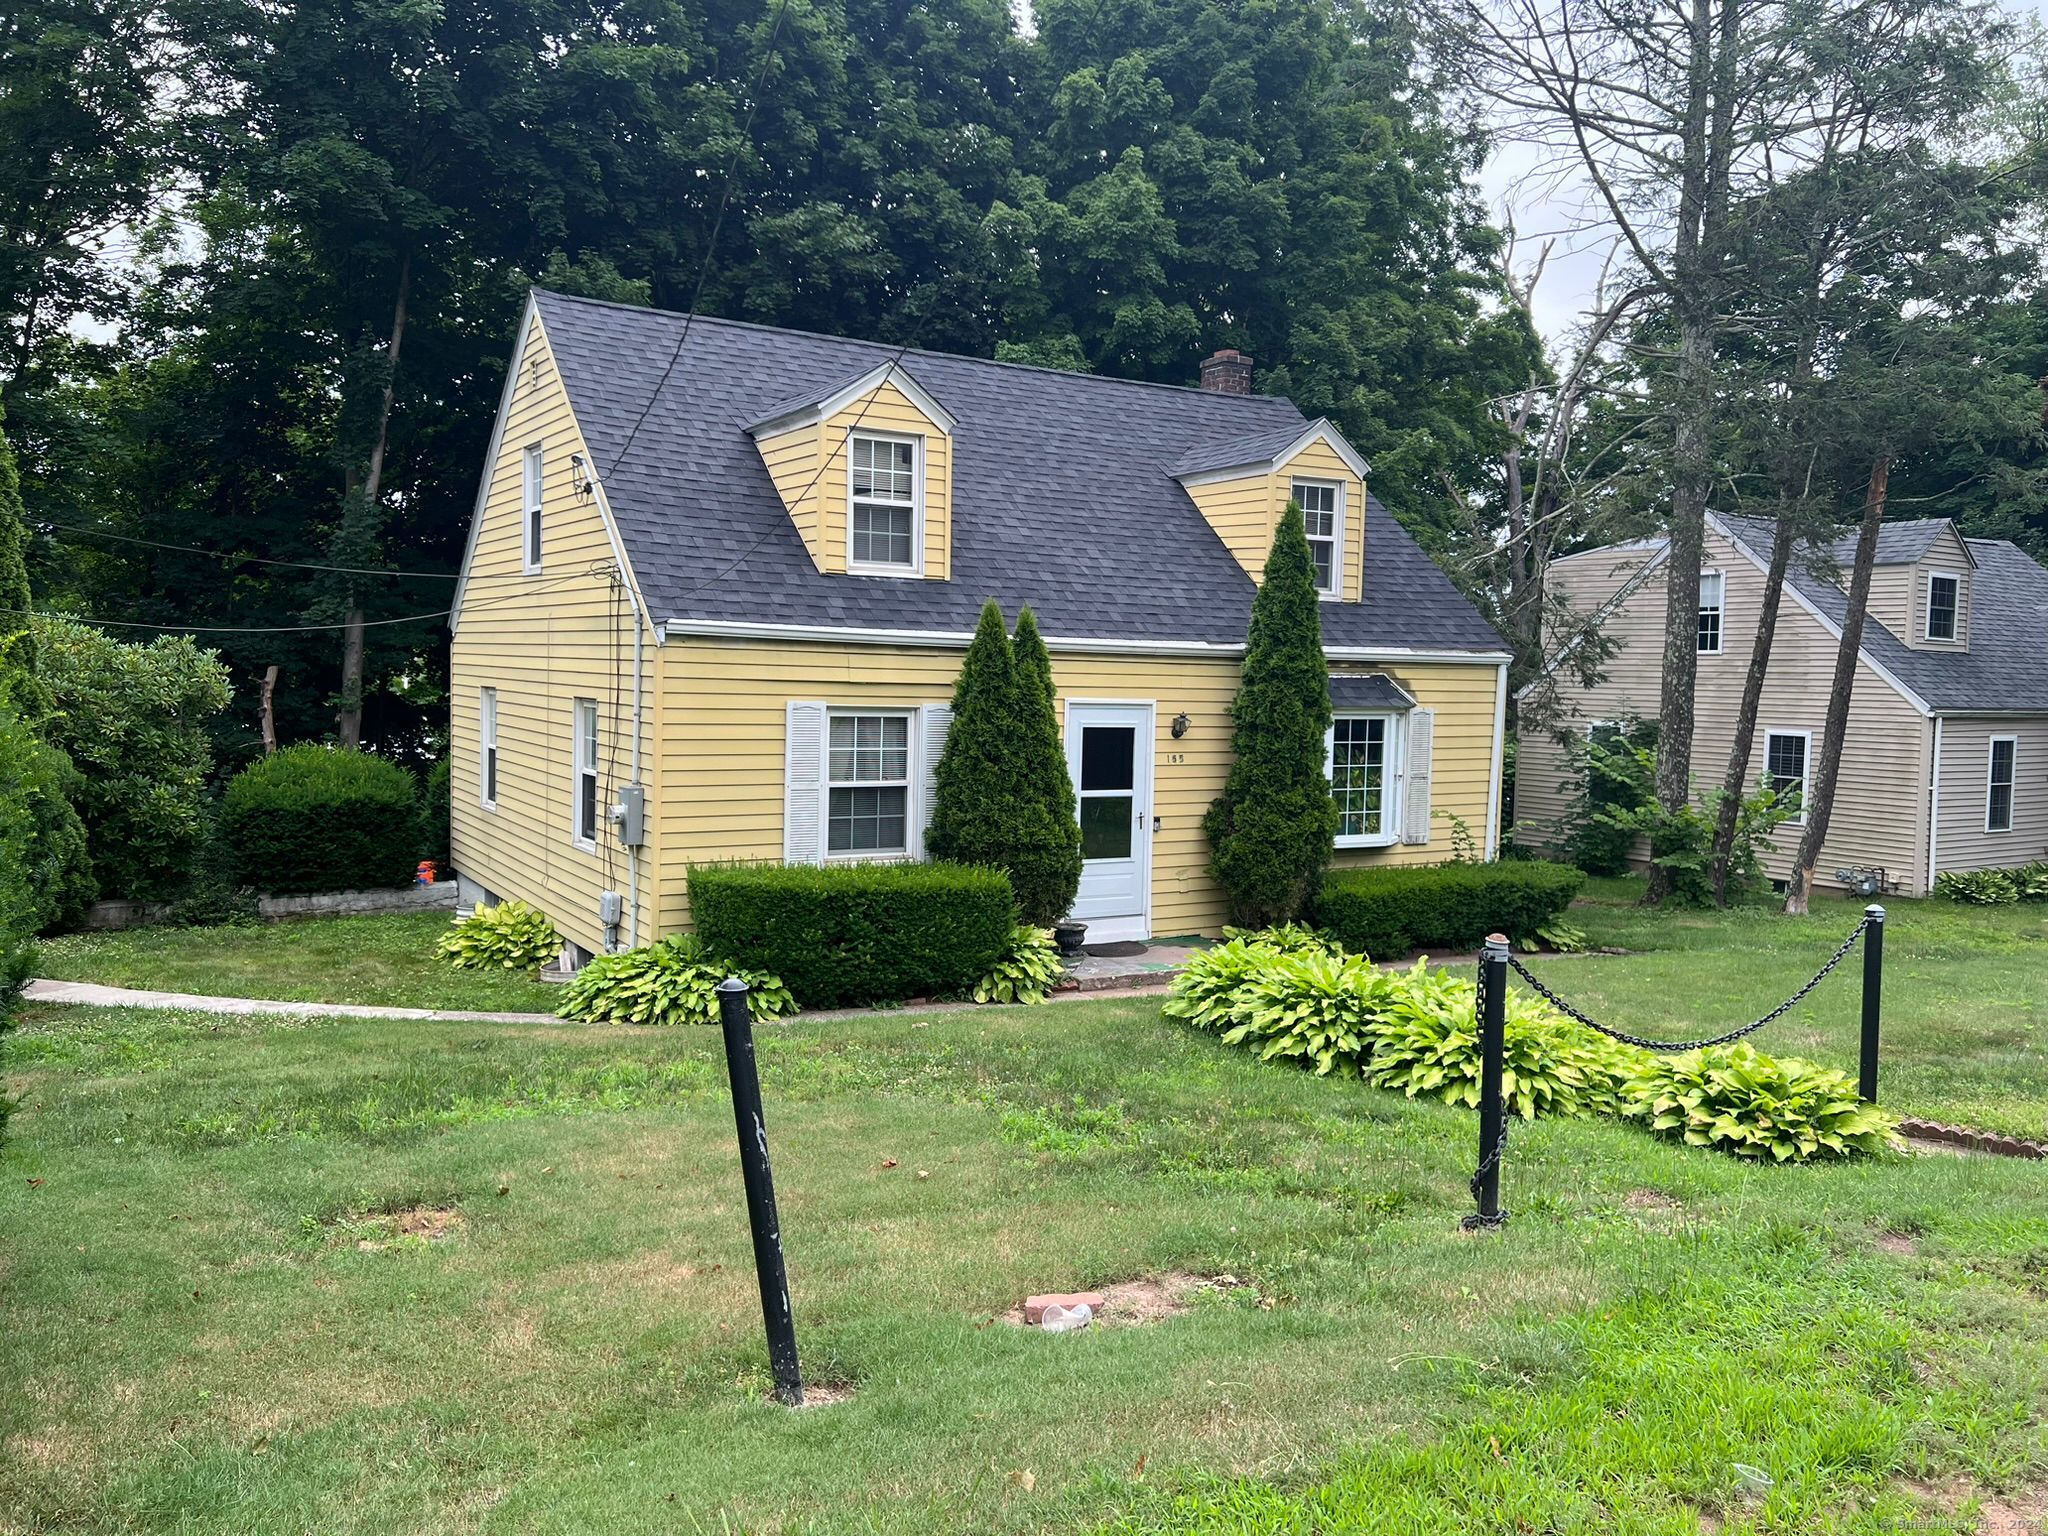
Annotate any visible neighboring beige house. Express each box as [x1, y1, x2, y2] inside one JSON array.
[[1516, 511, 2048, 896], [446, 292, 1511, 962]]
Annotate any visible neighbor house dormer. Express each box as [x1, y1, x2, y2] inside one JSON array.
[[1171, 418, 1371, 601], [1850, 519, 1974, 653], [748, 360, 956, 580]]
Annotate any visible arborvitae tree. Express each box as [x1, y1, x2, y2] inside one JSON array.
[[1007, 607, 1083, 926], [1204, 506, 1336, 927], [926, 600, 1022, 873], [0, 412, 38, 710]]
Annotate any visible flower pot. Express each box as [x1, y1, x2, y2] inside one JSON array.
[[1053, 920, 1088, 957]]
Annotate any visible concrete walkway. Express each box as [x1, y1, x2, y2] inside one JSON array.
[[24, 978, 553, 1025]]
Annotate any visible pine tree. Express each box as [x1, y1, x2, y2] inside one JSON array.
[[1204, 505, 1336, 927], [926, 600, 1021, 873], [1006, 607, 1083, 926]]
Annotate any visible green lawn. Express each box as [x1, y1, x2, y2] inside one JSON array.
[[34, 911, 563, 1014], [3, 977, 2046, 1532]]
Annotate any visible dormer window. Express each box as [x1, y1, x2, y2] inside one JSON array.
[[849, 433, 920, 573], [1294, 478, 1343, 596], [1926, 572, 1959, 641]]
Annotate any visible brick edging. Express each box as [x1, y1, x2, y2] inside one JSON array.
[[1896, 1116, 2046, 1160]]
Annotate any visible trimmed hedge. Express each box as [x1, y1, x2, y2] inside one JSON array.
[[688, 860, 1015, 1009], [1314, 861, 1585, 959], [220, 745, 421, 895]]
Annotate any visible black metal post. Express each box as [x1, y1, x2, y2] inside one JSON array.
[[1464, 933, 1509, 1231], [1859, 904, 1884, 1104], [716, 977, 804, 1406]]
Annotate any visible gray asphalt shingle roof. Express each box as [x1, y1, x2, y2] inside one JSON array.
[[532, 291, 1504, 653], [1718, 514, 2048, 713]]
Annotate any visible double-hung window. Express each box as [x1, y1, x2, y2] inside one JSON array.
[[1987, 737, 2017, 833], [572, 698, 599, 848], [523, 446, 544, 572], [1765, 730, 1809, 822], [1697, 570, 1724, 654], [1328, 713, 1398, 845], [827, 712, 911, 856], [1294, 479, 1343, 597], [1926, 573, 1960, 641], [480, 688, 499, 808], [849, 434, 919, 572]]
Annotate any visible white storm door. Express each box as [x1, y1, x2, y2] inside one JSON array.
[[1065, 702, 1153, 941]]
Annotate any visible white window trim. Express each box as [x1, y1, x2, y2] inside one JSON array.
[[1924, 570, 1962, 643], [522, 445, 545, 573], [845, 430, 925, 578], [479, 687, 499, 811], [1765, 728, 1812, 826], [571, 698, 599, 851], [1326, 710, 1403, 848], [1293, 476, 1346, 601], [822, 707, 918, 861], [1697, 569, 1725, 655], [1986, 734, 2018, 834]]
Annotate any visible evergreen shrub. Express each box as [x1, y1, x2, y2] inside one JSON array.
[[688, 860, 1014, 1008], [1314, 861, 1584, 958], [219, 745, 420, 894]]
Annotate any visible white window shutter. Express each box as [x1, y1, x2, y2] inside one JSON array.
[[915, 704, 953, 857], [1401, 708, 1435, 845], [784, 701, 828, 865]]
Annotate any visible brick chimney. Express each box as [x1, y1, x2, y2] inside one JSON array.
[[1199, 348, 1253, 395]]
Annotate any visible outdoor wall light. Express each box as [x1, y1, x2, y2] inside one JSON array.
[[570, 453, 596, 499], [1171, 712, 1191, 739]]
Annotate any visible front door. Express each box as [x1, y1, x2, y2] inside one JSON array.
[[1065, 702, 1153, 943]]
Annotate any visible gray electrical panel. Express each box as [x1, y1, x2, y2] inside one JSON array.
[[610, 783, 647, 847]]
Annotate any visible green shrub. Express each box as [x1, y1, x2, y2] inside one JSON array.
[[0, 714, 95, 933], [1621, 1045, 1896, 1160], [556, 934, 795, 1026], [2018, 862, 2048, 901], [437, 901, 560, 972], [220, 745, 421, 895], [1005, 609, 1084, 926], [1360, 960, 1642, 1118], [1935, 868, 2021, 905], [164, 806, 257, 928], [1314, 861, 1585, 958], [33, 615, 232, 901], [973, 925, 1066, 1004], [1204, 507, 1337, 927], [688, 860, 1015, 1009], [1216, 946, 1393, 1075], [421, 758, 452, 871], [1562, 722, 1655, 876]]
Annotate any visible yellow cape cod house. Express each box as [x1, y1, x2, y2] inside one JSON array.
[[448, 292, 1511, 961]]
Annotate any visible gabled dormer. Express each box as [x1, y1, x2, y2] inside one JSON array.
[[1171, 419, 1371, 601], [748, 361, 955, 579], [1850, 519, 1975, 653]]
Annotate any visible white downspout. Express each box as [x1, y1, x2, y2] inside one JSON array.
[[1925, 715, 1943, 894], [581, 462, 649, 950]]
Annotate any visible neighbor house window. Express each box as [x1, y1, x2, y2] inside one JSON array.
[[1294, 479, 1343, 596], [1988, 736, 2017, 833], [1926, 572, 1959, 641], [827, 712, 911, 855], [849, 434, 918, 571], [1766, 731, 1809, 822], [1697, 570, 1724, 654], [1327, 713, 1397, 844], [572, 698, 599, 847], [480, 688, 499, 808], [523, 446, 544, 572]]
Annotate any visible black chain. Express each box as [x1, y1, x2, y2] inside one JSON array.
[[1503, 915, 1871, 1053], [1462, 955, 1510, 1231]]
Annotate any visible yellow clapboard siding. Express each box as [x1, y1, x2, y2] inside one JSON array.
[[651, 637, 1503, 936], [754, 421, 825, 565], [1186, 436, 1365, 601], [448, 312, 657, 956], [1278, 438, 1366, 603]]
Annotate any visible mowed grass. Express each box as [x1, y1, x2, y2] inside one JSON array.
[[4, 986, 2047, 1534], [1543, 876, 2048, 1141], [33, 911, 562, 1014]]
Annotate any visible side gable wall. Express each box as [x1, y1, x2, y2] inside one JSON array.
[[449, 311, 658, 956], [1516, 522, 1936, 895]]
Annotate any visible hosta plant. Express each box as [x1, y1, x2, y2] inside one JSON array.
[[436, 901, 561, 972], [1220, 948, 1394, 1075], [973, 925, 1066, 1004], [2015, 861, 2048, 901], [1935, 868, 2020, 905], [1361, 961, 1644, 1118], [1220, 922, 1343, 956], [1621, 1045, 1895, 1160], [556, 934, 796, 1027]]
